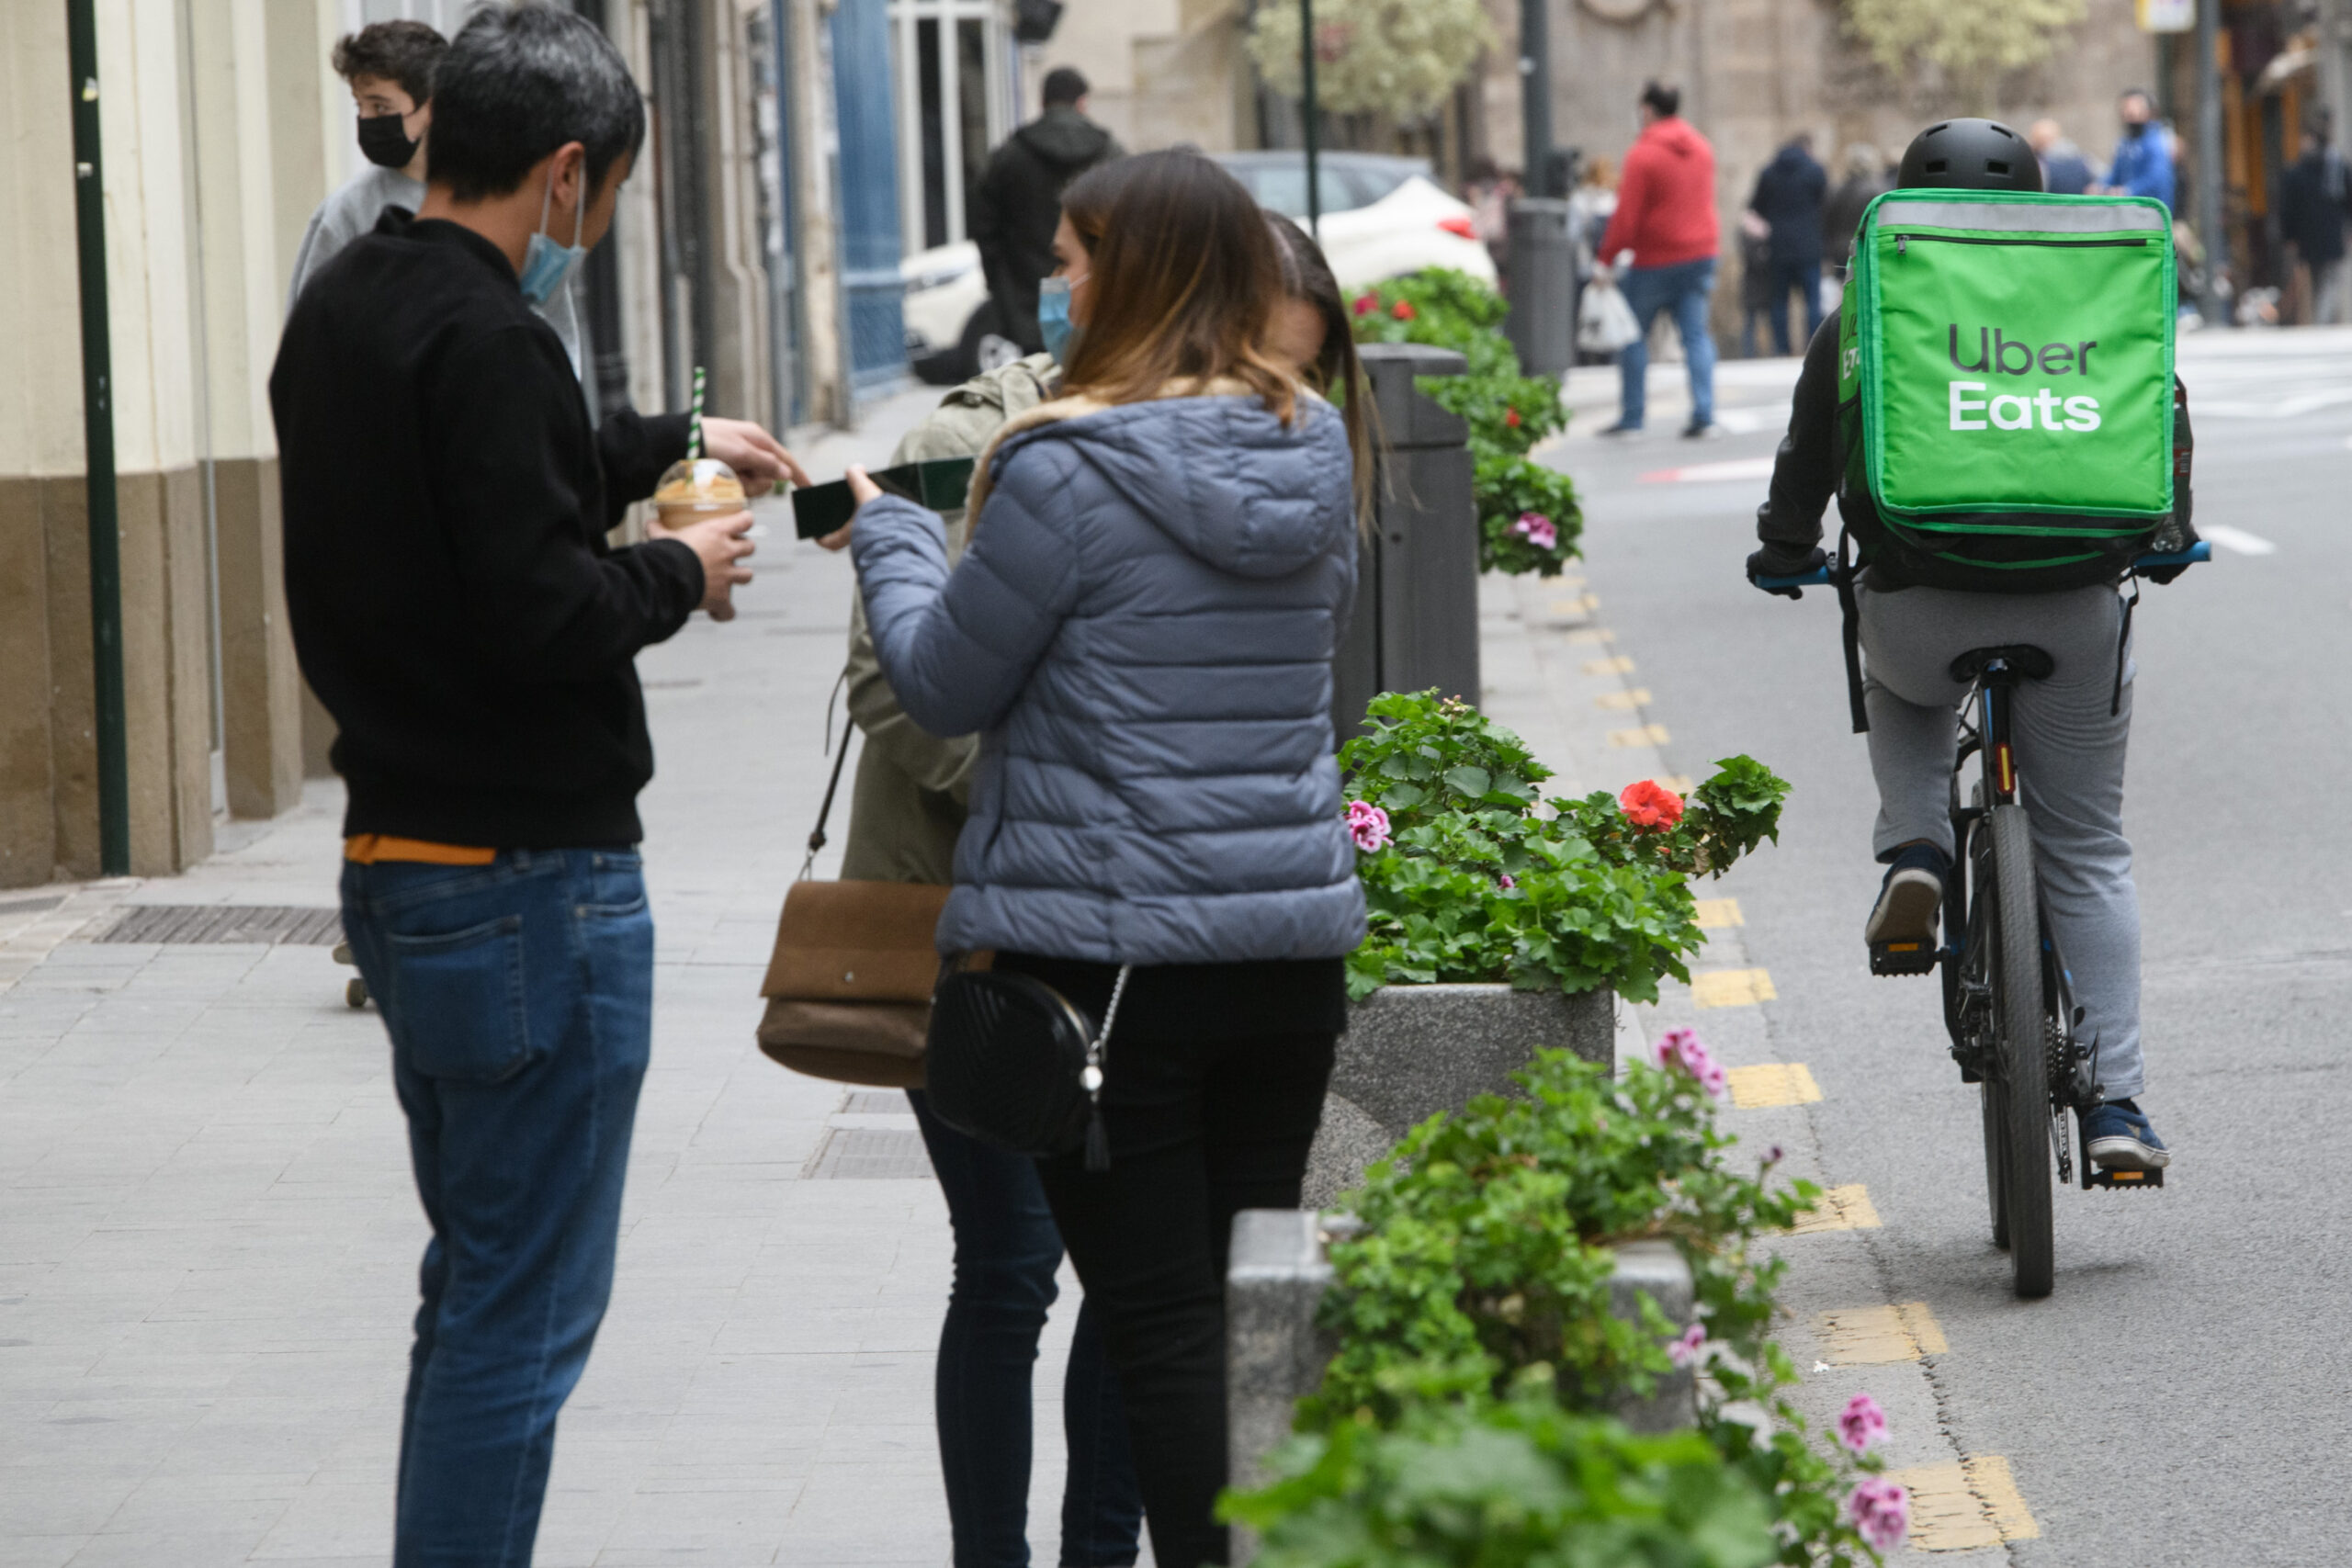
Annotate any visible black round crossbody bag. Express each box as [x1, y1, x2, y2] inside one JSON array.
[[924, 961, 1132, 1171]]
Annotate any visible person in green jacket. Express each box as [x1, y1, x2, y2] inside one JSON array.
[[831, 178, 1370, 1568]]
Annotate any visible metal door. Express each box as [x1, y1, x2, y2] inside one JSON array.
[[830, 0, 909, 390]]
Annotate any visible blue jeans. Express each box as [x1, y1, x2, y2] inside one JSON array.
[[1616, 257, 1718, 429], [909, 1090, 1142, 1568], [1766, 254, 1824, 355], [340, 848, 655, 1568]]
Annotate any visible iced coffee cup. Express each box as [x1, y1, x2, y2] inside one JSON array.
[[651, 457, 747, 531]]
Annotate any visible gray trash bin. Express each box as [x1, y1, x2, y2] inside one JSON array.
[[1333, 343, 1479, 750], [1505, 197, 1573, 378]]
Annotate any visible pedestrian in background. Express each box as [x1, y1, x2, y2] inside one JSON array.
[[1747, 131, 1827, 355], [845, 149, 1368, 1568], [285, 19, 589, 379], [2279, 118, 2350, 324], [970, 67, 1125, 355], [2103, 89, 2177, 211], [2029, 118, 2095, 196], [1736, 211, 1774, 359], [273, 7, 802, 1562], [1822, 143, 1893, 279], [1596, 82, 1721, 436], [1464, 155, 1520, 286], [1566, 155, 1618, 360]]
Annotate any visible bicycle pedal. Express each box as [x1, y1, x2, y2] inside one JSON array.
[[1870, 940, 1939, 976], [2084, 1166, 2164, 1190]]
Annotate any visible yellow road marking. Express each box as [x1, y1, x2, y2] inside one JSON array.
[[1607, 723, 1671, 748], [1786, 1183, 1882, 1235], [1549, 593, 1600, 615], [1692, 897, 1743, 928], [1690, 967, 1774, 1007], [1655, 773, 1693, 794], [1726, 1062, 1821, 1108], [1564, 627, 1616, 645], [1814, 1301, 1949, 1364], [1594, 689, 1652, 710], [1886, 1456, 2039, 1551], [1583, 655, 1635, 675]]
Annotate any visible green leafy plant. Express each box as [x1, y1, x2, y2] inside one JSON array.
[[1246, 0, 1495, 118], [1349, 270, 1582, 577], [1281, 1045, 1896, 1566], [1227, 1374, 1781, 1568], [1340, 692, 1791, 1002]]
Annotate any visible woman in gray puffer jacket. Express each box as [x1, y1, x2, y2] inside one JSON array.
[[843, 151, 1367, 1568]]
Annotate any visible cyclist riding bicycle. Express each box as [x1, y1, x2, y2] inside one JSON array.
[[1747, 118, 2197, 1177]]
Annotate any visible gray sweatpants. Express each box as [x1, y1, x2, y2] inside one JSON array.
[[1858, 581, 2144, 1098]]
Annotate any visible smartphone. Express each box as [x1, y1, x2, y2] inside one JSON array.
[[792, 457, 977, 540]]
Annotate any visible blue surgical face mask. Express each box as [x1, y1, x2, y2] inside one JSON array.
[[1038, 271, 1085, 363], [517, 165, 588, 307]]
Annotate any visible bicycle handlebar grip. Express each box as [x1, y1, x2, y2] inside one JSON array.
[[2131, 541, 2211, 571], [1754, 566, 1834, 591]]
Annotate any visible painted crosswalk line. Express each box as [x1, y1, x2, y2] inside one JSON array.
[[1690, 967, 1774, 1007], [1655, 773, 1692, 794], [1886, 1456, 2039, 1550], [2201, 524, 2277, 557], [1594, 689, 1652, 710], [1583, 655, 1635, 675], [1564, 627, 1616, 645], [1692, 897, 1743, 928], [1725, 1062, 1820, 1108], [1607, 724, 1671, 748], [1814, 1301, 1949, 1364], [1786, 1184, 1882, 1235]]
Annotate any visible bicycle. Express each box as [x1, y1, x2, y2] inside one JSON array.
[[1756, 542, 2205, 1298]]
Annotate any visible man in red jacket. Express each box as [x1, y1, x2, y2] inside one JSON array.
[[1595, 83, 1721, 437]]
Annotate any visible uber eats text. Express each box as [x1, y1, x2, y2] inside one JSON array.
[[1944, 323, 2101, 432]]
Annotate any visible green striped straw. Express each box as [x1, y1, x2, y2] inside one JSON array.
[[687, 365, 706, 460]]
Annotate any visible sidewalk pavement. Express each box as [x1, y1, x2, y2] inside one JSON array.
[[0, 388, 1657, 1568]]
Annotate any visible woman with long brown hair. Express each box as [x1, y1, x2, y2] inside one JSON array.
[[842, 149, 1369, 1568]]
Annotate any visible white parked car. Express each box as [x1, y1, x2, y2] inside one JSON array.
[[900, 152, 1495, 384]]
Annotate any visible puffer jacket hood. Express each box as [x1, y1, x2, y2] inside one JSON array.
[[851, 389, 1366, 966], [1014, 106, 1116, 173], [986, 389, 1352, 580]]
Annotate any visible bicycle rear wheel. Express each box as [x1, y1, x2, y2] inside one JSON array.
[[1989, 804, 2053, 1298]]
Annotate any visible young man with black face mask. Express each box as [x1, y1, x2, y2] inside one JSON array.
[[286, 19, 596, 380], [272, 8, 807, 1561]]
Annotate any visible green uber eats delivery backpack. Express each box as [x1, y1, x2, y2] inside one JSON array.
[[1837, 188, 2186, 586]]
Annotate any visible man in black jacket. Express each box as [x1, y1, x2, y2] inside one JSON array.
[[271, 7, 805, 1560], [1747, 133, 1827, 355], [1746, 118, 2193, 1179], [2279, 120, 2350, 324], [970, 67, 1124, 352]]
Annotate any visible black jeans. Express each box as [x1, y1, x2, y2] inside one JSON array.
[[1035, 1029, 1339, 1568], [908, 1090, 1143, 1568]]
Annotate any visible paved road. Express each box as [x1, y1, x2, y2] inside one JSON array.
[[1550, 327, 2352, 1563]]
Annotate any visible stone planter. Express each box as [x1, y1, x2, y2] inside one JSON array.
[[1305, 983, 1615, 1208]]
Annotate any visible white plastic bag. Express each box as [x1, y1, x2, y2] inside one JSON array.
[[1577, 278, 1640, 355]]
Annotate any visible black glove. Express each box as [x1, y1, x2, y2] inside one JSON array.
[[1747, 545, 1827, 599], [2143, 561, 2188, 586]]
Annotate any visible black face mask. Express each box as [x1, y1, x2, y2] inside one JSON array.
[[357, 112, 421, 170]]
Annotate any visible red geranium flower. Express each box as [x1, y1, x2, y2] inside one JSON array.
[[1352, 293, 1378, 317], [1505, 407, 1521, 428], [1619, 779, 1685, 830], [1392, 299, 1417, 321]]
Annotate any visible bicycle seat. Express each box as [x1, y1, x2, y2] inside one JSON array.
[[1950, 644, 2054, 684]]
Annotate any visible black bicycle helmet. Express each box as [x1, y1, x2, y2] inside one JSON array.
[[1895, 118, 2044, 192]]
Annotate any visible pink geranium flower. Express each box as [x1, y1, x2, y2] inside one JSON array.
[[1837, 1393, 1889, 1455], [1510, 512, 1557, 551], [1665, 1322, 1708, 1370], [1847, 1477, 1909, 1553], [1654, 1028, 1727, 1099], [1344, 800, 1390, 852], [1496, 872, 1517, 891]]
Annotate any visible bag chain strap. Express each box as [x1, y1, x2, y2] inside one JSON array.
[[1080, 964, 1133, 1173]]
